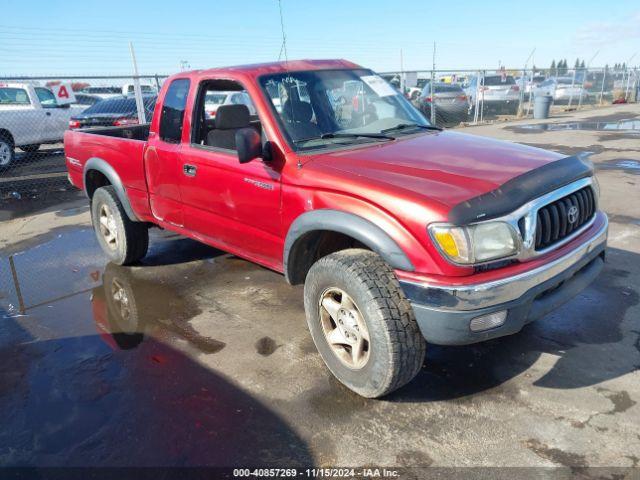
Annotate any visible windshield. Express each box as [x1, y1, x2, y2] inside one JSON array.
[[260, 69, 429, 150]]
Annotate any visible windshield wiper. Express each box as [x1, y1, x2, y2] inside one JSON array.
[[294, 132, 395, 144], [380, 123, 442, 134]]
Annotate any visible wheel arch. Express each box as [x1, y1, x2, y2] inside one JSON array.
[[284, 209, 414, 285], [84, 157, 140, 222], [0, 128, 14, 145]]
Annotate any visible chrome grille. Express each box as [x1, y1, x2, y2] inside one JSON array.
[[534, 186, 596, 250]]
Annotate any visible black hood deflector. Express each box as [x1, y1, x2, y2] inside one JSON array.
[[447, 154, 594, 225]]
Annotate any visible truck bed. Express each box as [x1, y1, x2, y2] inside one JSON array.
[[64, 124, 151, 209], [76, 123, 150, 141]]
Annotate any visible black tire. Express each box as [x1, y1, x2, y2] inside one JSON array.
[[20, 144, 40, 153], [304, 249, 426, 398], [0, 134, 15, 167], [91, 186, 149, 265]]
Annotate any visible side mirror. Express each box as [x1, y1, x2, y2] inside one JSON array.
[[235, 127, 263, 164]]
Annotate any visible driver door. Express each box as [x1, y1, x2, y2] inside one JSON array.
[[178, 79, 283, 267]]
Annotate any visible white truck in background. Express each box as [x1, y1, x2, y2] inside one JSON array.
[[0, 83, 85, 167], [79, 83, 157, 100]]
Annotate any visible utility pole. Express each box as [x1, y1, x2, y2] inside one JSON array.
[[129, 42, 146, 124]]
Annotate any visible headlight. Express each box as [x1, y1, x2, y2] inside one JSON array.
[[429, 222, 519, 265]]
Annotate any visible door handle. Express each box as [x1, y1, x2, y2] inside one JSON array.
[[45, 112, 51, 116], [183, 164, 197, 177]]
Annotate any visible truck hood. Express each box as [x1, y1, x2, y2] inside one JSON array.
[[308, 130, 564, 214]]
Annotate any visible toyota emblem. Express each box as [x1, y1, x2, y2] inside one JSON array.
[[567, 205, 579, 224]]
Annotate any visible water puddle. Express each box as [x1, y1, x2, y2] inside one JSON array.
[[596, 159, 640, 175], [0, 227, 311, 466], [511, 119, 640, 133]]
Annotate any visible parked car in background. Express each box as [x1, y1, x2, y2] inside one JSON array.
[[204, 91, 256, 117], [79, 84, 157, 100], [68, 95, 157, 129], [121, 83, 157, 96], [0, 83, 84, 166], [72, 93, 102, 107], [416, 81, 469, 126], [517, 75, 546, 96], [465, 74, 520, 114], [533, 77, 591, 104]]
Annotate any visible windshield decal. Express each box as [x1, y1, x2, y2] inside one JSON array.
[[360, 75, 397, 97]]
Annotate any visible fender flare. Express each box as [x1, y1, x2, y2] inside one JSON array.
[[83, 157, 140, 222], [283, 209, 414, 283]]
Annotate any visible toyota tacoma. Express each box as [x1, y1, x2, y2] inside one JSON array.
[[64, 59, 608, 398]]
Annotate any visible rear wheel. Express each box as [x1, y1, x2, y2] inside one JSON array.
[[0, 135, 15, 167], [91, 186, 149, 265], [304, 249, 426, 398]]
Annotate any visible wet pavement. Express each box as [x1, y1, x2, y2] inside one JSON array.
[[510, 118, 640, 134], [1, 103, 640, 470]]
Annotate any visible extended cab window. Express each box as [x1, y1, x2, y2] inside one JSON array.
[[0, 87, 30, 105], [160, 78, 190, 143], [35, 87, 58, 107], [192, 80, 260, 151]]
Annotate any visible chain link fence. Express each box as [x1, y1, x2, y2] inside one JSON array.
[[1, 67, 638, 219], [0, 75, 168, 217], [380, 66, 639, 127]]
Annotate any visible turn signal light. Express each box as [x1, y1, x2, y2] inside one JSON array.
[[68, 120, 81, 129], [433, 231, 459, 257]]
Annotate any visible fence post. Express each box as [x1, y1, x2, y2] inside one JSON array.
[[430, 69, 435, 124], [480, 70, 485, 123], [154, 74, 161, 91], [568, 68, 577, 108], [517, 67, 525, 117], [625, 66, 633, 100], [599, 68, 606, 105], [473, 70, 480, 124], [577, 67, 586, 109], [526, 68, 535, 117]]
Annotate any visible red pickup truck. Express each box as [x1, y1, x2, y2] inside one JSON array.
[[65, 59, 608, 398]]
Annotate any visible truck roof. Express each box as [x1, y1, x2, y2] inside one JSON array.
[[185, 59, 362, 78]]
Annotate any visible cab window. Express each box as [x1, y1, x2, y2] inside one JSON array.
[[159, 78, 190, 143], [0, 87, 30, 105]]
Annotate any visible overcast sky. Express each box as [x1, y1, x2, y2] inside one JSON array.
[[1, 0, 638, 76]]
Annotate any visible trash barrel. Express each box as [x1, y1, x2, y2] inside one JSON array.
[[533, 95, 552, 119]]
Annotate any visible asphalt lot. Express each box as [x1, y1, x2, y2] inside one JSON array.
[[0, 104, 639, 472]]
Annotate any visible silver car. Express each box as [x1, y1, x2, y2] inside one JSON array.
[[465, 74, 520, 114], [416, 82, 469, 127], [533, 77, 590, 104]]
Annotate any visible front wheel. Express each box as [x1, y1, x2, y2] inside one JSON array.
[[304, 249, 426, 398], [91, 186, 149, 265]]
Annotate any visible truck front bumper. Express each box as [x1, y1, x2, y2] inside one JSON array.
[[399, 215, 608, 345]]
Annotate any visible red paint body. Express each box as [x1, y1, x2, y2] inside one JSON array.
[[64, 60, 604, 284]]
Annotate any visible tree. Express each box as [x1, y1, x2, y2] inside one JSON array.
[[551, 59, 556, 71], [580, 60, 585, 69]]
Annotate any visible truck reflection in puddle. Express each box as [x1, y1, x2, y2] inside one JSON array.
[[92, 263, 225, 354]]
